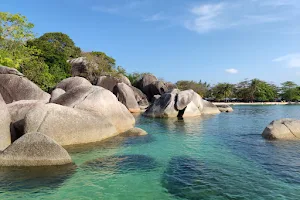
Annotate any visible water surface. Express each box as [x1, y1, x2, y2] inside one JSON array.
[[1, 105, 300, 200]]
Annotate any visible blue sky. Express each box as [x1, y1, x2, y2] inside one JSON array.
[[1, 0, 300, 85]]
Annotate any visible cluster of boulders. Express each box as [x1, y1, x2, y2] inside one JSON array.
[[144, 89, 220, 118], [0, 66, 146, 167]]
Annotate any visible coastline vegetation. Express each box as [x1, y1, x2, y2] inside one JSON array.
[[1, 12, 300, 102]]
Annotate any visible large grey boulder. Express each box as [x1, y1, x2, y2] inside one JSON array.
[[0, 74, 50, 103], [176, 90, 194, 110], [0, 94, 11, 151], [69, 57, 89, 78], [216, 105, 233, 112], [0, 66, 23, 76], [262, 119, 300, 140], [130, 86, 149, 109], [50, 88, 66, 102], [24, 104, 118, 146], [96, 76, 119, 92], [50, 77, 92, 102], [51, 86, 135, 133], [0, 133, 72, 166], [56, 77, 92, 92], [144, 93, 178, 118], [119, 74, 131, 86], [7, 100, 46, 141], [200, 100, 221, 115], [113, 83, 140, 113], [135, 74, 158, 89]]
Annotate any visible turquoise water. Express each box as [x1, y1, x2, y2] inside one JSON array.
[[1, 105, 300, 199]]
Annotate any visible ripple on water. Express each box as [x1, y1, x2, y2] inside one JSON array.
[[0, 164, 76, 192], [82, 154, 158, 174]]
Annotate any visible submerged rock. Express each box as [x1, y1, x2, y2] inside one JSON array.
[[121, 127, 148, 136], [262, 119, 300, 140], [0, 133, 72, 166], [82, 154, 157, 173], [162, 156, 221, 199], [0, 74, 50, 103], [0, 164, 76, 191], [24, 103, 118, 146], [216, 104, 234, 112], [0, 94, 11, 151]]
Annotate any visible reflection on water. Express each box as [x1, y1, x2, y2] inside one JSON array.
[[0, 164, 76, 192]]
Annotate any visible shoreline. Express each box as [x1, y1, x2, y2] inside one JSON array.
[[212, 102, 298, 106]]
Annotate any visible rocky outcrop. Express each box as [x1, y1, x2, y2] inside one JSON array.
[[50, 77, 92, 102], [50, 88, 66, 102], [216, 105, 234, 112], [176, 90, 194, 110], [113, 83, 140, 113], [144, 89, 219, 118], [135, 74, 158, 90], [0, 74, 50, 103], [119, 74, 131, 86], [0, 133, 72, 166], [130, 86, 149, 109], [24, 104, 119, 146], [96, 76, 119, 92], [144, 93, 178, 118], [69, 57, 89, 78], [201, 100, 221, 115], [7, 100, 46, 141], [56, 77, 92, 92], [51, 86, 135, 133], [165, 82, 177, 92], [0, 94, 11, 151], [262, 119, 300, 140], [0, 66, 23, 76], [121, 127, 148, 137]]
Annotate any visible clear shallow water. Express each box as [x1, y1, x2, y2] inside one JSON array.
[[1, 105, 300, 199]]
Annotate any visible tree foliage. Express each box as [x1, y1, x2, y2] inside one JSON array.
[[27, 32, 81, 83], [176, 80, 210, 97], [0, 12, 35, 69]]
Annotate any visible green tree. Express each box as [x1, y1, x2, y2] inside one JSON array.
[[176, 80, 210, 97], [27, 32, 81, 83], [0, 12, 35, 69], [280, 81, 300, 101], [211, 83, 234, 101]]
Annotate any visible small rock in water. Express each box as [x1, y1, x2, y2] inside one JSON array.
[[121, 127, 148, 137]]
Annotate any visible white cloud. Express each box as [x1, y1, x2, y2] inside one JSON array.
[[225, 68, 238, 74], [184, 3, 226, 33], [183, 0, 299, 33], [91, 6, 119, 14], [273, 53, 300, 68]]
